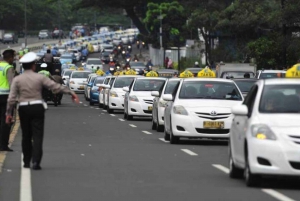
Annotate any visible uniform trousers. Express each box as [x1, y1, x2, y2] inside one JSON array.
[[18, 104, 45, 164], [0, 95, 11, 149]]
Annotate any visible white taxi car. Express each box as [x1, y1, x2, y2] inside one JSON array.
[[105, 75, 138, 113], [69, 71, 91, 93], [123, 77, 167, 120], [103, 76, 116, 109], [163, 78, 243, 144], [98, 76, 111, 108], [151, 78, 181, 132], [84, 73, 97, 101], [229, 78, 300, 186]]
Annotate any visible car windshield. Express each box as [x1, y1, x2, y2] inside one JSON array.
[[179, 81, 242, 100], [130, 62, 144, 67], [4, 34, 12, 37], [221, 72, 255, 78], [90, 77, 96, 83], [61, 55, 72, 59], [113, 77, 135, 88], [71, 72, 90, 78], [87, 60, 102, 65], [133, 79, 166, 91], [95, 77, 105, 84], [164, 81, 180, 94], [259, 85, 300, 113], [259, 72, 286, 79], [234, 80, 257, 92], [63, 71, 73, 76]]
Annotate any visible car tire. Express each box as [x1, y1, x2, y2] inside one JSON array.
[[107, 107, 113, 113], [151, 117, 157, 130], [99, 103, 103, 108], [245, 151, 261, 187], [229, 147, 243, 179], [164, 127, 170, 141], [90, 102, 94, 106], [124, 112, 127, 119], [156, 114, 164, 132], [127, 114, 133, 120], [169, 118, 179, 144]]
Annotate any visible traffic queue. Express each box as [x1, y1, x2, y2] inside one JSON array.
[[76, 64, 300, 188]]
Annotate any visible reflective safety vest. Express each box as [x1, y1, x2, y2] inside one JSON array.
[[19, 50, 24, 56], [24, 48, 29, 53], [0, 62, 13, 95], [38, 70, 50, 77]]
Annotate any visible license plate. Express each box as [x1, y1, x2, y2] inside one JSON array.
[[203, 121, 224, 129], [148, 106, 153, 111], [79, 86, 84, 89]]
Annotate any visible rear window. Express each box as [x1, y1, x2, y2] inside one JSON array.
[[71, 72, 90, 78], [164, 81, 180, 94], [113, 77, 135, 88], [133, 79, 166, 91], [259, 72, 286, 79]]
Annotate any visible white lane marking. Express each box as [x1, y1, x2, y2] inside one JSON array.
[[262, 189, 295, 201], [20, 154, 32, 201], [95, 108, 99, 110], [129, 124, 137, 128], [159, 138, 168, 143], [119, 118, 125, 122], [101, 113, 105, 115], [83, 104, 88, 107], [142, 131, 152, 135], [79, 102, 83, 104], [90, 107, 94, 109], [110, 114, 116, 117], [102, 110, 107, 112], [181, 149, 198, 156], [212, 164, 230, 174]]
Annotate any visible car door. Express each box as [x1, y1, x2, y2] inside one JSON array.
[[124, 80, 134, 113], [106, 78, 116, 106], [164, 81, 181, 133], [231, 85, 258, 165], [153, 81, 167, 123]]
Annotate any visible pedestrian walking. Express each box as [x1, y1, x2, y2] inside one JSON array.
[[5, 52, 79, 170], [0, 49, 16, 151]]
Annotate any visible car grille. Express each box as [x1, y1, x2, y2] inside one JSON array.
[[195, 112, 231, 120], [143, 99, 153, 104], [143, 110, 152, 114], [195, 128, 230, 134], [289, 161, 300, 170], [288, 135, 300, 145]]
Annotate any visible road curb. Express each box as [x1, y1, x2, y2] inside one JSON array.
[[0, 115, 20, 173]]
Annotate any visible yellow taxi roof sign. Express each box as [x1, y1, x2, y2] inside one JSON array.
[[78, 67, 85, 71], [179, 70, 194, 78], [69, 66, 76, 70], [125, 69, 137, 75], [119, 71, 126, 75], [286, 64, 300, 78], [96, 70, 105, 76], [197, 67, 216, 78], [114, 71, 121, 76], [146, 71, 158, 77]]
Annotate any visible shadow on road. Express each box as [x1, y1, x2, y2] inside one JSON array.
[[175, 139, 228, 146]]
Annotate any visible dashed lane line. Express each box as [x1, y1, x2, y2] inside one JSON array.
[[129, 124, 137, 128], [212, 164, 296, 201], [262, 189, 295, 201], [159, 138, 168, 143], [20, 154, 32, 201], [212, 164, 230, 174], [83, 104, 88, 107], [110, 114, 116, 117], [79, 102, 83, 104], [181, 149, 198, 156], [119, 119, 125, 122], [142, 131, 152, 135]]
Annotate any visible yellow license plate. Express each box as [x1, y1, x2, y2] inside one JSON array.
[[148, 106, 153, 111], [203, 121, 224, 129], [79, 86, 84, 89]]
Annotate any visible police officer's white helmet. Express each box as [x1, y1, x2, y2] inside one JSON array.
[[19, 52, 37, 63], [41, 63, 48, 68], [195, 61, 199, 65]]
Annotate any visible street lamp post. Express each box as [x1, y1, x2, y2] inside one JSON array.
[[24, 0, 27, 47], [158, 11, 164, 67]]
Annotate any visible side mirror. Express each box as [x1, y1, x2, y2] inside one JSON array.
[[123, 87, 129, 92], [162, 94, 173, 101], [104, 84, 110, 89], [151, 91, 160, 97], [232, 105, 248, 116]]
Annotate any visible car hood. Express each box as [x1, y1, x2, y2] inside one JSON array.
[[257, 114, 300, 128], [130, 91, 154, 98], [111, 88, 126, 94]]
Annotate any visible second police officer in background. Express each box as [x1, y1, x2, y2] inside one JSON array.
[[5, 52, 79, 170]]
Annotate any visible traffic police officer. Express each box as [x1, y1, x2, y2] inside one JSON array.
[[38, 63, 50, 77], [24, 46, 29, 54], [5, 52, 79, 170], [0, 49, 15, 151], [18, 48, 24, 59]]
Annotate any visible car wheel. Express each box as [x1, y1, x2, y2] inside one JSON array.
[[164, 126, 170, 141], [229, 147, 243, 179], [245, 151, 261, 187], [90, 101, 94, 106], [99, 103, 103, 108], [151, 116, 157, 130], [127, 114, 133, 120], [169, 118, 179, 144], [156, 114, 164, 132], [107, 106, 113, 113]]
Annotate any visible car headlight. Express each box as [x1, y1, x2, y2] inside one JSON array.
[[159, 100, 167, 108], [251, 124, 277, 140], [173, 105, 188, 115], [129, 95, 139, 102], [110, 91, 118, 97]]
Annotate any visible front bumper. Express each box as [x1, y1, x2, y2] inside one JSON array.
[[248, 138, 300, 175], [128, 100, 153, 117], [109, 95, 125, 110], [90, 91, 99, 103], [171, 113, 231, 138], [70, 84, 85, 92]]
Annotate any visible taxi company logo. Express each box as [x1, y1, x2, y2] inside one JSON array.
[[210, 111, 218, 116]]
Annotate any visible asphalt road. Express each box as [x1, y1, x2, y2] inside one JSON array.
[[0, 37, 56, 50], [0, 93, 300, 201]]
